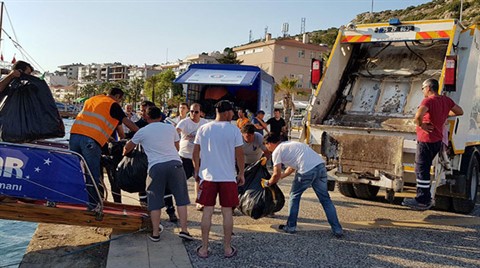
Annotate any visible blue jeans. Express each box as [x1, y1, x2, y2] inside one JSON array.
[[286, 163, 343, 234], [69, 134, 103, 207], [415, 141, 442, 204]]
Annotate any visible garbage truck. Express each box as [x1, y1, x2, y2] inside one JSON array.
[[174, 64, 274, 120], [302, 19, 479, 214]]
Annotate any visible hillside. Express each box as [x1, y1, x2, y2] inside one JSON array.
[[354, 0, 479, 25], [308, 0, 479, 48]]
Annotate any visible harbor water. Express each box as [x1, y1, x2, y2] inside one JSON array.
[[0, 119, 74, 268]]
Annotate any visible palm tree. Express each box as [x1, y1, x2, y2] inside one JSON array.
[[129, 78, 144, 109], [145, 74, 160, 105], [275, 76, 298, 137]]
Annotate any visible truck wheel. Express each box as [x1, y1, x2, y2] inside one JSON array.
[[385, 189, 395, 203], [434, 195, 452, 211], [337, 182, 356, 197], [452, 154, 479, 214], [353, 184, 380, 200]]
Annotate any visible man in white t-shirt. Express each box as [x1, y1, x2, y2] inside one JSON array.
[[169, 102, 188, 127], [241, 124, 270, 166], [123, 106, 193, 242], [176, 103, 208, 210], [264, 133, 343, 238], [193, 100, 245, 258]]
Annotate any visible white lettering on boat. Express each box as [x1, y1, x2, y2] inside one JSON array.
[[0, 157, 24, 178], [0, 183, 22, 191]]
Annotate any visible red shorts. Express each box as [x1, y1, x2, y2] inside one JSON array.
[[196, 181, 239, 207]]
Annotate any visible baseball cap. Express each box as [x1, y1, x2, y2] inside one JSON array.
[[215, 100, 234, 113]]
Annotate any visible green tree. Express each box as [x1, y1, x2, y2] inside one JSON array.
[[167, 94, 186, 109], [129, 78, 144, 109], [275, 77, 300, 137], [80, 83, 99, 97], [217, 47, 243, 64], [153, 69, 183, 107]]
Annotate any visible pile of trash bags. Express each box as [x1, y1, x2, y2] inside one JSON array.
[[0, 74, 64, 142], [238, 158, 285, 219]]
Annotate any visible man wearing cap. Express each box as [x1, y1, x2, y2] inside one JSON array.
[[193, 100, 245, 258]]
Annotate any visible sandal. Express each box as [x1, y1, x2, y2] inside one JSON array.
[[224, 246, 237, 258], [196, 245, 209, 258]]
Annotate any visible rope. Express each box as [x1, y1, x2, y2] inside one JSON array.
[[2, 4, 45, 73]]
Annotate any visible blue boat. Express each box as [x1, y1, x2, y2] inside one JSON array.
[[0, 141, 149, 232]]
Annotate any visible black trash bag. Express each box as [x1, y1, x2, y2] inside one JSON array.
[[238, 158, 285, 219], [0, 74, 65, 142], [115, 145, 147, 193]]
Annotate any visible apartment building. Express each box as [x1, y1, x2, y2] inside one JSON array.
[[58, 63, 84, 80], [233, 33, 329, 100], [161, 51, 223, 77]]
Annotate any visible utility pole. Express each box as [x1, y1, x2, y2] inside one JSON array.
[[370, 0, 374, 15]]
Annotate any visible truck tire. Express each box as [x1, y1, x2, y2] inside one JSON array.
[[434, 195, 452, 211], [337, 182, 356, 197], [452, 154, 479, 214], [352, 184, 380, 200]]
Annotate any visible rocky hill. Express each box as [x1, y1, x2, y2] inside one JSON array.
[[354, 0, 479, 25], [308, 0, 479, 48]]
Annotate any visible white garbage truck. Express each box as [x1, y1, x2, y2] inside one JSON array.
[[303, 19, 479, 214]]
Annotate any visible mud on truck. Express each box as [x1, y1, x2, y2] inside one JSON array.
[[303, 19, 480, 214]]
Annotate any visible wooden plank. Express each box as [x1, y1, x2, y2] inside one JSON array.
[[0, 201, 148, 232]]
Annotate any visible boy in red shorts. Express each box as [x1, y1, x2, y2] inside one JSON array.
[[192, 100, 245, 258]]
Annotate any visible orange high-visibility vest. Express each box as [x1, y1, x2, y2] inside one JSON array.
[[70, 95, 119, 146]]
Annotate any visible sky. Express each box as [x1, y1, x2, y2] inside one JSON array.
[[1, 0, 432, 72]]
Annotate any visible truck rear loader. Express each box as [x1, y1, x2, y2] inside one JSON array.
[[303, 19, 479, 214]]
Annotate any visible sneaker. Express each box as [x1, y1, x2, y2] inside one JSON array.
[[178, 231, 194, 241], [333, 232, 344, 238], [278, 224, 296, 234], [168, 213, 179, 223], [402, 198, 432, 211], [148, 234, 160, 242]]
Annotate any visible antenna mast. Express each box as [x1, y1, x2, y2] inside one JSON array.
[[300, 18, 306, 34], [282, 22, 289, 38]]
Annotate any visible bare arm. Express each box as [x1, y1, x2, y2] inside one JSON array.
[[449, 104, 463, 117], [262, 148, 272, 160], [192, 144, 201, 180], [116, 125, 125, 140], [414, 106, 433, 132], [122, 117, 139, 133], [269, 164, 283, 185], [174, 141, 179, 151], [122, 140, 137, 156], [0, 70, 21, 93], [235, 146, 245, 186]]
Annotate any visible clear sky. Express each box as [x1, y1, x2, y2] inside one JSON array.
[[1, 0, 431, 72]]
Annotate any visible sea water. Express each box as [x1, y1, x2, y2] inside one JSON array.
[[0, 220, 38, 267], [0, 119, 74, 268]]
